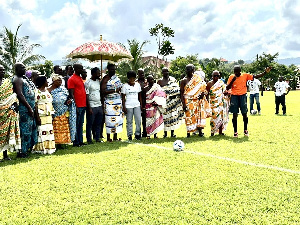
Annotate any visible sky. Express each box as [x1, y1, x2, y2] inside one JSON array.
[[1, 0, 300, 63]]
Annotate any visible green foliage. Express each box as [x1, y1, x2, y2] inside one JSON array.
[[0, 91, 299, 224], [117, 39, 150, 82], [0, 24, 45, 76], [149, 23, 175, 57], [169, 54, 200, 80], [30, 60, 53, 78]]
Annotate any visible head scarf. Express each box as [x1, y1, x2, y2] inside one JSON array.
[[25, 70, 32, 78]]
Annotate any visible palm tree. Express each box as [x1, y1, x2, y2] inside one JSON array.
[[117, 39, 150, 82], [0, 24, 45, 76]]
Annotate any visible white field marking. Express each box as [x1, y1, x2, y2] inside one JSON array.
[[129, 142, 300, 175]]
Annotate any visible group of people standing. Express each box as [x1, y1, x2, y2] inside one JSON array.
[[1, 60, 290, 161]]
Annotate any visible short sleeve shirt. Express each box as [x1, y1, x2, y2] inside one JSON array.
[[68, 74, 86, 107], [247, 78, 261, 94], [84, 79, 101, 107], [121, 82, 141, 108], [227, 73, 253, 95], [274, 81, 290, 96]]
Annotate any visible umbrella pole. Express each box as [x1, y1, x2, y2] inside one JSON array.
[[101, 55, 103, 78]]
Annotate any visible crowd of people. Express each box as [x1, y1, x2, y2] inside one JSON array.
[[1, 61, 290, 161]]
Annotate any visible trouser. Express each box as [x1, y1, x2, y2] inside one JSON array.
[[126, 107, 141, 137], [275, 95, 286, 114], [249, 93, 261, 111], [74, 107, 86, 145], [86, 106, 103, 142], [141, 109, 147, 137]]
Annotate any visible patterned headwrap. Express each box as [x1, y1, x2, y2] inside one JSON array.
[[51, 74, 63, 82], [25, 70, 32, 78]]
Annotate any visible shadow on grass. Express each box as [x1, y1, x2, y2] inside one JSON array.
[[0, 140, 131, 167]]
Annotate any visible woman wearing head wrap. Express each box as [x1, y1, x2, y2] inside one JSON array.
[[48, 74, 76, 147], [33, 76, 56, 154]]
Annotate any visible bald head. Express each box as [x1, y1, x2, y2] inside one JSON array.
[[14, 63, 26, 77], [233, 65, 241, 76]]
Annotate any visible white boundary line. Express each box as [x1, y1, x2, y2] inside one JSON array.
[[130, 142, 300, 175]]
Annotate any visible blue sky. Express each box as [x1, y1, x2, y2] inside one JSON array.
[[1, 0, 300, 62]]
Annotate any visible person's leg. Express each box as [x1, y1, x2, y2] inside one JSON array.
[[240, 94, 249, 135], [141, 109, 147, 137], [133, 107, 142, 139], [255, 93, 261, 112], [249, 94, 254, 112], [232, 113, 238, 136], [78, 107, 86, 145], [275, 96, 280, 114], [94, 107, 103, 141], [242, 113, 248, 132], [74, 108, 81, 146], [281, 95, 286, 115], [86, 108, 94, 143], [126, 108, 134, 140], [171, 130, 176, 137]]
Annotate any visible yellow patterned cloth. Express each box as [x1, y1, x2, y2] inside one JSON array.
[[33, 89, 56, 154], [209, 80, 230, 134], [0, 79, 21, 152], [183, 74, 209, 132]]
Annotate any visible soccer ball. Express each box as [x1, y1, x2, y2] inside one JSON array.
[[250, 109, 257, 115], [173, 140, 184, 151]]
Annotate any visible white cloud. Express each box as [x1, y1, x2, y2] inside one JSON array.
[[1, 0, 300, 62]]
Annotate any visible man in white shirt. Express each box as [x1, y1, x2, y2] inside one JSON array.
[[274, 76, 291, 115], [85, 67, 103, 143], [247, 78, 261, 114]]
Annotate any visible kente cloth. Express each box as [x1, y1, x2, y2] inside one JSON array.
[[104, 75, 123, 134], [145, 83, 167, 136], [51, 87, 76, 142], [209, 79, 230, 134], [183, 74, 209, 132], [161, 76, 185, 131], [33, 89, 56, 154], [16, 76, 38, 153], [0, 79, 21, 152]]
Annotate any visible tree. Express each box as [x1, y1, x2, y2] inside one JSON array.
[[169, 54, 199, 80], [0, 24, 45, 76], [116, 39, 150, 82], [30, 60, 53, 78], [149, 23, 175, 57]]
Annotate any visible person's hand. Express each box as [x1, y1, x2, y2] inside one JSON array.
[[183, 105, 188, 111], [28, 108, 34, 118], [88, 107, 93, 115], [36, 117, 41, 126], [66, 99, 72, 105], [116, 87, 121, 93]]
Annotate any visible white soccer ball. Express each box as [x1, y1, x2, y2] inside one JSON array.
[[173, 140, 184, 151], [251, 109, 257, 115]]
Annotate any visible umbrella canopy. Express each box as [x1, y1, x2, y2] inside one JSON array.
[[67, 40, 132, 62]]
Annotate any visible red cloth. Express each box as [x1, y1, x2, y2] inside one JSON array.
[[68, 74, 86, 107]]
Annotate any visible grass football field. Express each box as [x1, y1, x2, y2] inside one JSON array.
[[0, 91, 299, 224]]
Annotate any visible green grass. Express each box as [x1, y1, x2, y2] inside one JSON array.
[[0, 91, 299, 224]]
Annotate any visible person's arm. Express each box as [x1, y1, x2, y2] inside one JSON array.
[[180, 79, 187, 111], [253, 67, 272, 79], [121, 93, 127, 114], [85, 82, 92, 114], [13, 78, 34, 117], [285, 85, 291, 95], [138, 92, 143, 109], [206, 82, 212, 101], [226, 75, 236, 90], [100, 76, 121, 96]]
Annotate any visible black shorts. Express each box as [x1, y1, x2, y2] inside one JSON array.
[[229, 94, 248, 114]]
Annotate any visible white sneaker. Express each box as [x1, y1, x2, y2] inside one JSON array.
[[258, 111, 261, 115]]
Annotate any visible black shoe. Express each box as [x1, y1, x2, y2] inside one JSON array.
[[96, 140, 104, 143], [16, 152, 28, 158], [128, 135, 132, 141], [187, 133, 191, 138], [135, 135, 141, 140], [87, 141, 94, 145], [171, 134, 176, 138], [79, 143, 87, 146], [199, 132, 204, 137], [73, 143, 80, 147]]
